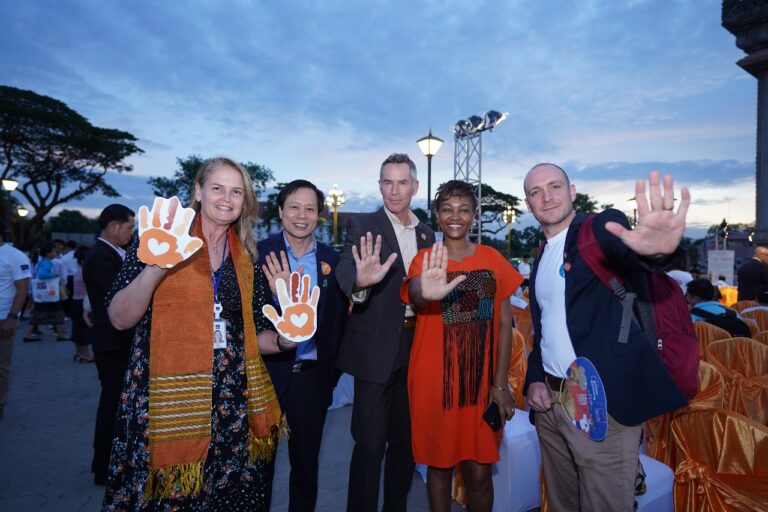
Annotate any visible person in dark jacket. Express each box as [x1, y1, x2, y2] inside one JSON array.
[[523, 163, 690, 511], [258, 179, 348, 511], [82, 204, 135, 485], [736, 246, 768, 301]]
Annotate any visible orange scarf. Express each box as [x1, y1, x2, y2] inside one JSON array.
[[144, 217, 281, 498]]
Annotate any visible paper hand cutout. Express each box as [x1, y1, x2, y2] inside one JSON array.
[[262, 271, 320, 342], [137, 196, 203, 268]]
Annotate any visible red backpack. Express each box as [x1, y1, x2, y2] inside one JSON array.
[[577, 215, 700, 398]]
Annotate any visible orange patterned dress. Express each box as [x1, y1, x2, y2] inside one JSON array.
[[401, 245, 522, 467]]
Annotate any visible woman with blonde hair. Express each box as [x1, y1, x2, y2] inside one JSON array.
[[102, 157, 288, 511]]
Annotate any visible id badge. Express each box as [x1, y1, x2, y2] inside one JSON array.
[[213, 319, 227, 349]]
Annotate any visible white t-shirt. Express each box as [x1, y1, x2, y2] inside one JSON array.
[[518, 261, 531, 279], [0, 244, 32, 318], [535, 228, 576, 378], [58, 251, 79, 277]]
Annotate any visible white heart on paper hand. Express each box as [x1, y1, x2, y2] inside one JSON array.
[[148, 238, 170, 256], [290, 313, 308, 328]]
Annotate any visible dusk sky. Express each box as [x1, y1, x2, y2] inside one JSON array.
[[0, 0, 757, 238]]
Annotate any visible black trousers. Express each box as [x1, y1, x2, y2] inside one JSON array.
[[92, 350, 129, 481], [265, 363, 330, 512], [347, 345, 414, 512]]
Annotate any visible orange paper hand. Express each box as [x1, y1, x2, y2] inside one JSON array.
[[262, 271, 320, 342], [136, 196, 203, 268]]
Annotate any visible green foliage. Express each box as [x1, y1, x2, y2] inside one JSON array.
[[0, 85, 142, 247], [477, 183, 522, 235], [46, 209, 98, 234], [573, 192, 613, 214], [148, 155, 274, 206], [260, 182, 287, 232], [511, 225, 545, 257]]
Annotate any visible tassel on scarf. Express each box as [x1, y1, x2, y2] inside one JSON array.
[[144, 462, 204, 499], [248, 418, 289, 461]]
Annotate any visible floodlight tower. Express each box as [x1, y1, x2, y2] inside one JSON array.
[[453, 110, 508, 242]]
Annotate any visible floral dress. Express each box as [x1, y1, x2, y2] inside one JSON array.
[[102, 239, 273, 511]]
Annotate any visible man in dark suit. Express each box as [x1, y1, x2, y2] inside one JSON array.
[[523, 164, 690, 511], [82, 204, 136, 485], [336, 153, 435, 512], [258, 180, 348, 512], [737, 246, 768, 301]]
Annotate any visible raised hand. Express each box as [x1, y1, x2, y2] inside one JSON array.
[[262, 271, 320, 342], [419, 243, 466, 301], [137, 196, 203, 268], [605, 171, 690, 256], [262, 250, 304, 296], [352, 232, 398, 289]]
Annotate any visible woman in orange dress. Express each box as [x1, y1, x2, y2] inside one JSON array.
[[401, 180, 522, 512]]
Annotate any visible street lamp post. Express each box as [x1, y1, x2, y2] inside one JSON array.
[[16, 207, 28, 248], [325, 184, 345, 245], [416, 129, 444, 215], [1, 179, 19, 240], [502, 205, 516, 258]]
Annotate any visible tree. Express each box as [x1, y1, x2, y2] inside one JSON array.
[[573, 192, 613, 214], [46, 209, 99, 235], [0, 85, 143, 248], [148, 155, 274, 206], [260, 182, 287, 233], [511, 226, 545, 257], [477, 183, 522, 236]]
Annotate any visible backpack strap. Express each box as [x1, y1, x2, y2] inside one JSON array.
[[577, 215, 636, 344], [690, 307, 719, 320]]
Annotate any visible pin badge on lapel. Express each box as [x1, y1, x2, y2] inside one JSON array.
[[320, 261, 331, 275], [420, 233, 427, 240], [563, 262, 572, 272]]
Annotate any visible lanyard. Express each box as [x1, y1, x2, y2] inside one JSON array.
[[211, 235, 229, 303]]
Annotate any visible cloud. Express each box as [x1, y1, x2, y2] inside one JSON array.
[[571, 160, 752, 186], [0, 0, 756, 233]]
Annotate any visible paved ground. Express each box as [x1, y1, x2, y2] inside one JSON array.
[[0, 322, 464, 511]]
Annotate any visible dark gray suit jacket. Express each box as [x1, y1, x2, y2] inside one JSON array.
[[82, 239, 136, 352], [336, 208, 434, 384]]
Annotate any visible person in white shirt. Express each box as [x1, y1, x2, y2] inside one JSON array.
[[0, 222, 31, 420], [518, 255, 531, 288]]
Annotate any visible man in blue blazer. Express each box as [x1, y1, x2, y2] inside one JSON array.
[[522, 164, 690, 511], [258, 179, 347, 512]]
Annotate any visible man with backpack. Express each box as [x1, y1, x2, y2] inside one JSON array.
[[686, 278, 751, 337], [523, 163, 693, 511]]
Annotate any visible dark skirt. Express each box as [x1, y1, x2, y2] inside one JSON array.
[[30, 301, 65, 326], [70, 299, 91, 347]]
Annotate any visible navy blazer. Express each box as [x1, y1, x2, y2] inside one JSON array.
[[523, 209, 687, 426], [257, 233, 347, 406]]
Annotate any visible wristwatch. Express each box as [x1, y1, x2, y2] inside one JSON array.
[[6, 311, 20, 320]]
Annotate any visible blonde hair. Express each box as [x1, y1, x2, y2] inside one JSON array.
[[189, 157, 259, 260]]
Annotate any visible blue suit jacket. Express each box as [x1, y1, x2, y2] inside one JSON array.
[[523, 210, 687, 426], [257, 233, 348, 406]]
